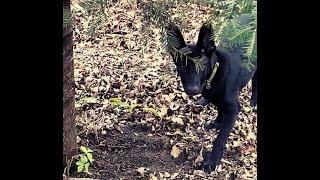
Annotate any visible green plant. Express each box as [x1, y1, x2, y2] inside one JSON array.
[[74, 0, 111, 36], [208, 0, 257, 69], [75, 146, 94, 175], [109, 97, 139, 112], [165, 0, 257, 71], [166, 27, 206, 73], [63, 8, 72, 29], [141, 0, 197, 53]]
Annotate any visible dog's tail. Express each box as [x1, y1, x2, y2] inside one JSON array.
[[250, 70, 257, 107]]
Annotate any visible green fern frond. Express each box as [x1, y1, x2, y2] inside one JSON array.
[[164, 0, 257, 72], [167, 28, 205, 73], [228, 26, 253, 45], [243, 28, 256, 61], [167, 32, 183, 48], [76, 0, 110, 36], [179, 47, 192, 55], [191, 56, 205, 72]]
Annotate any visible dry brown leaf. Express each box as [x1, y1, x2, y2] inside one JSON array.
[[159, 106, 168, 119], [85, 77, 94, 85], [137, 167, 145, 177], [252, 152, 257, 158], [169, 102, 180, 111], [194, 146, 204, 165], [243, 106, 251, 112], [91, 86, 99, 93], [149, 174, 158, 180], [166, 129, 184, 136], [246, 132, 256, 140], [163, 172, 170, 178], [143, 108, 161, 117], [170, 172, 179, 179], [170, 145, 181, 158], [93, 67, 100, 75], [193, 170, 206, 177], [80, 97, 98, 104], [171, 116, 184, 125], [181, 92, 188, 100]]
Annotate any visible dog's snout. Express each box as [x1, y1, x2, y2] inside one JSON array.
[[185, 85, 200, 95]]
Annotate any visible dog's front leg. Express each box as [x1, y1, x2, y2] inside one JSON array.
[[203, 102, 238, 173]]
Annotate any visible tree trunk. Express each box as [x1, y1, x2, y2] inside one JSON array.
[[63, 0, 77, 165]]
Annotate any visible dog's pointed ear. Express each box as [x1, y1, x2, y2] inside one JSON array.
[[166, 23, 186, 50], [197, 22, 216, 52]]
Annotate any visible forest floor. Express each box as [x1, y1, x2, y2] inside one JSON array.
[[69, 0, 257, 179]]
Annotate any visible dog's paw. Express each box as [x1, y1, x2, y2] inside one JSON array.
[[205, 121, 222, 130]]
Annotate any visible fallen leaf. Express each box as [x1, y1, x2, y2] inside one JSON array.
[[85, 77, 94, 86], [246, 132, 256, 140], [194, 146, 204, 165], [163, 172, 170, 178], [93, 67, 100, 75], [252, 152, 257, 158], [137, 167, 145, 177], [158, 106, 168, 119], [193, 170, 206, 177], [171, 116, 184, 125], [149, 174, 158, 180], [243, 106, 251, 112], [143, 108, 161, 117], [80, 97, 98, 104], [90, 86, 99, 93], [170, 145, 181, 158], [181, 92, 188, 100], [170, 172, 179, 179], [169, 102, 180, 111]]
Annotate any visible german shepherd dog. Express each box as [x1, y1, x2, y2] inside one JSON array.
[[166, 14, 257, 172]]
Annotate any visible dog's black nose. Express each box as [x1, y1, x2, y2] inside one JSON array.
[[186, 85, 200, 95]]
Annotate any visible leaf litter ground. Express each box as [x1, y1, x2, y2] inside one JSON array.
[[70, 0, 257, 179]]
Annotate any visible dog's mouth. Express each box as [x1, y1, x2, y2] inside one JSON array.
[[184, 85, 204, 96], [184, 90, 201, 96]]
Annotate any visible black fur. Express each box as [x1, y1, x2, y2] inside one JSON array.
[[166, 14, 257, 172]]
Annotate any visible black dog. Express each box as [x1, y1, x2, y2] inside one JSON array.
[[166, 14, 257, 172]]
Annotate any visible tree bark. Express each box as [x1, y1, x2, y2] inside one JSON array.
[[63, 0, 77, 165]]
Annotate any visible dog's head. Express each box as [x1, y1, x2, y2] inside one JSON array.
[[166, 22, 218, 95]]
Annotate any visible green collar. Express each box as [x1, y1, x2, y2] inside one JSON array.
[[205, 62, 219, 89], [206, 53, 219, 89]]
